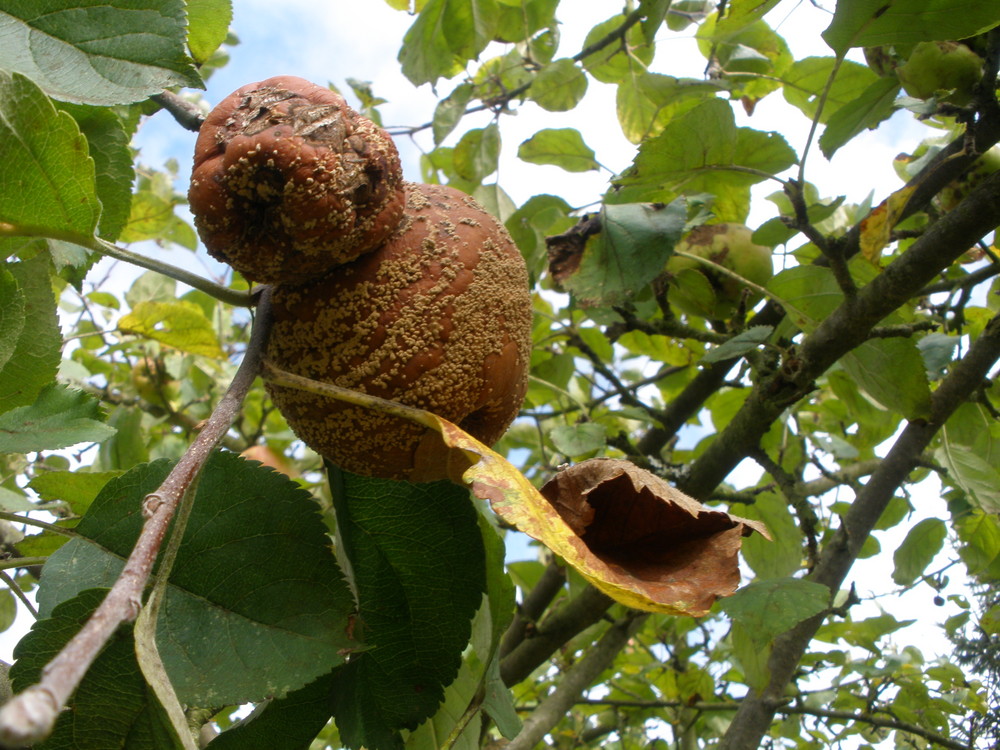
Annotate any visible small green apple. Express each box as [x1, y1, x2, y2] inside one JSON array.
[[897, 41, 983, 104], [666, 223, 773, 320], [936, 146, 1000, 211]]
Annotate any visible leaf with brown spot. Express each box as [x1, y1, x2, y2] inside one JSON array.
[[536, 459, 769, 615], [264, 363, 769, 614]]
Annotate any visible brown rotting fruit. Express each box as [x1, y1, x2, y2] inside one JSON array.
[[189, 75, 405, 285], [263, 182, 533, 481]]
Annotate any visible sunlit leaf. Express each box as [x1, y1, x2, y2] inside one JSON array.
[[781, 58, 880, 123], [859, 185, 916, 261], [517, 128, 599, 172], [453, 124, 500, 183], [119, 300, 225, 358], [937, 442, 1000, 513], [580, 14, 654, 84], [529, 58, 587, 112], [0, 72, 100, 238], [615, 98, 796, 222], [0, 257, 61, 413], [186, 0, 233, 64], [57, 102, 134, 242]]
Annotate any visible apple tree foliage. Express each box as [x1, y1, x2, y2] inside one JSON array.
[[1, 0, 1000, 748]]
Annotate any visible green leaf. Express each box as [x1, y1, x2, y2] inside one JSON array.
[[56, 102, 134, 242], [720, 577, 830, 644], [954, 511, 1000, 576], [549, 423, 607, 456], [616, 73, 724, 144], [823, 0, 1000, 53], [729, 620, 772, 691], [186, 0, 233, 64], [28, 469, 124, 518], [696, 16, 793, 100], [737, 492, 805, 579], [118, 186, 198, 250], [97, 405, 150, 471], [453, 124, 501, 183], [0, 267, 24, 374], [715, 0, 782, 36], [892, 518, 947, 586], [615, 98, 796, 222], [529, 58, 588, 112], [0, 0, 202, 105], [403, 658, 480, 750], [580, 14, 654, 84], [517, 128, 599, 172], [328, 468, 486, 749], [781, 58, 880, 124], [819, 76, 900, 159], [207, 673, 335, 750], [399, 0, 499, 86], [701, 326, 774, 364], [936, 442, 1000, 513], [118, 300, 225, 358], [0, 384, 115, 454], [36, 453, 357, 706], [432, 83, 473, 145], [9, 588, 184, 750], [0, 71, 100, 238], [817, 612, 914, 651], [0, 257, 61, 413], [841, 337, 932, 420], [561, 200, 688, 306], [494, 0, 556, 43], [505, 193, 573, 277]]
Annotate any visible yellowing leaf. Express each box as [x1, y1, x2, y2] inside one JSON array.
[[119, 300, 223, 358], [859, 184, 915, 262], [263, 363, 768, 615]]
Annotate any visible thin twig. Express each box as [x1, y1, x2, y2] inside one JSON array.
[[151, 91, 205, 132], [0, 570, 37, 619], [389, 9, 646, 137], [0, 287, 274, 747]]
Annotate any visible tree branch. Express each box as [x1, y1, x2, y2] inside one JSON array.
[[506, 612, 646, 750], [719, 310, 1000, 750], [500, 558, 567, 659], [151, 91, 205, 133], [680, 169, 1000, 499], [569, 698, 970, 750], [0, 288, 275, 747], [500, 584, 613, 687]]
